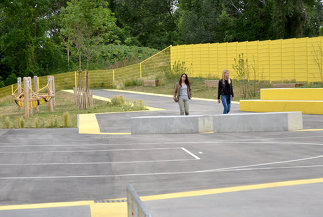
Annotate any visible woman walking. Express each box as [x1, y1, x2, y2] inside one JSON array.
[[218, 69, 234, 114], [173, 73, 192, 115]]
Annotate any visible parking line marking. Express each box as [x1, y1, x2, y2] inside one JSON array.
[[140, 177, 323, 201], [297, 129, 323, 132], [1, 154, 322, 180], [0, 158, 197, 166], [0, 147, 181, 154], [181, 147, 200, 160]]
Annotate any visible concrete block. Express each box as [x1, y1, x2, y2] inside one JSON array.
[[144, 80, 159, 87], [261, 88, 323, 100], [213, 112, 303, 133], [272, 83, 303, 88], [131, 115, 213, 134], [240, 100, 323, 114], [204, 80, 219, 88]]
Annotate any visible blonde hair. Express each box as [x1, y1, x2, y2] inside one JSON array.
[[222, 69, 231, 84]]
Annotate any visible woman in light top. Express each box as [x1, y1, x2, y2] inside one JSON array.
[[173, 73, 192, 115], [218, 69, 234, 114]]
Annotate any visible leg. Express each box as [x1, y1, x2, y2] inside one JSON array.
[[221, 95, 228, 114], [178, 99, 185, 115], [227, 95, 231, 113], [184, 99, 189, 115]]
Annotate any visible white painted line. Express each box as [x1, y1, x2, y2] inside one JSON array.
[[0, 154, 322, 179], [0, 158, 197, 166], [57, 141, 323, 147], [1, 140, 322, 148], [200, 154, 323, 173], [0, 147, 181, 154], [221, 164, 323, 172], [0, 144, 114, 148], [181, 147, 200, 160]]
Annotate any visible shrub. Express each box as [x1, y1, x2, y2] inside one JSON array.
[[19, 117, 25, 128], [166, 61, 189, 80], [63, 112, 71, 127], [5, 117, 10, 128], [34, 118, 39, 128], [109, 95, 125, 107]]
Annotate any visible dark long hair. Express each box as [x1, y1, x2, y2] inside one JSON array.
[[178, 73, 190, 88]]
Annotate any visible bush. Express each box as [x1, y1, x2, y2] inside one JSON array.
[[166, 61, 189, 80], [34, 118, 39, 128], [49, 117, 54, 128], [63, 112, 71, 127], [109, 95, 125, 107], [5, 117, 10, 128], [19, 117, 25, 128], [124, 79, 143, 87]]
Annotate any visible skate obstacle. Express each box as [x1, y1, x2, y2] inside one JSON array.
[[131, 112, 303, 134], [12, 76, 55, 118]]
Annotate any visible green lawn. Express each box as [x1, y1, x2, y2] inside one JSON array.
[[0, 90, 146, 129], [123, 77, 272, 101]]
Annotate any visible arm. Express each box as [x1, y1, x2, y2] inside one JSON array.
[[217, 80, 221, 103], [173, 83, 178, 101], [231, 79, 234, 100]]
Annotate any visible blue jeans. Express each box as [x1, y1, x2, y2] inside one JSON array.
[[221, 95, 231, 114]]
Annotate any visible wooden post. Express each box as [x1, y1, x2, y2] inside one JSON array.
[[75, 71, 77, 88], [28, 77, 33, 116], [34, 76, 39, 112], [48, 76, 54, 112], [17, 77, 22, 111], [52, 76, 56, 105], [23, 77, 30, 118], [139, 63, 142, 79]]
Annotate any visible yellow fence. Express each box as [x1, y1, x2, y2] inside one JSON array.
[[1, 37, 323, 99], [171, 36, 323, 82], [0, 47, 171, 98]]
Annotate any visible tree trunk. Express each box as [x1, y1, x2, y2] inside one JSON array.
[[86, 41, 90, 91], [78, 48, 82, 89], [67, 43, 70, 70]]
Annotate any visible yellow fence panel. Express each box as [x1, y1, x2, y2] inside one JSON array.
[[170, 36, 323, 82]]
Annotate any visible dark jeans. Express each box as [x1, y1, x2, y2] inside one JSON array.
[[221, 95, 231, 114]]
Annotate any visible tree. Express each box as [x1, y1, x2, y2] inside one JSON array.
[[107, 0, 179, 49], [60, 0, 116, 91], [0, 0, 67, 83], [176, 0, 323, 44]]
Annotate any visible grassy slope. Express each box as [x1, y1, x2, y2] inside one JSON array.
[[123, 77, 272, 101], [0, 91, 145, 129]]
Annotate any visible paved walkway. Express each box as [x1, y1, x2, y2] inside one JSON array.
[[0, 89, 322, 217]]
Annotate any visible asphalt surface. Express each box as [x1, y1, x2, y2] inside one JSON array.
[[0, 89, 323, 217]]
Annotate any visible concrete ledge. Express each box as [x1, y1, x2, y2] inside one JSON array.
[[144, 80, 159, 87], [131, 115, 213, 134], [240, 100, 323, 114], [204, 80, 219, 88], [131, 112, 302, 134], [213, 112, 303, 132], [272, 83, 303, 88], [261, 88, 323, 100]]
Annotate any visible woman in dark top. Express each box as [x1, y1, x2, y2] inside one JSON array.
[[218, 69, 234, 114]]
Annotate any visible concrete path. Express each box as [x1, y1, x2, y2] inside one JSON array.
[[0, 89, 323, 217]]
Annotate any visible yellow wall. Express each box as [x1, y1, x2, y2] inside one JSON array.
[[171, 37, 323, 82]]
